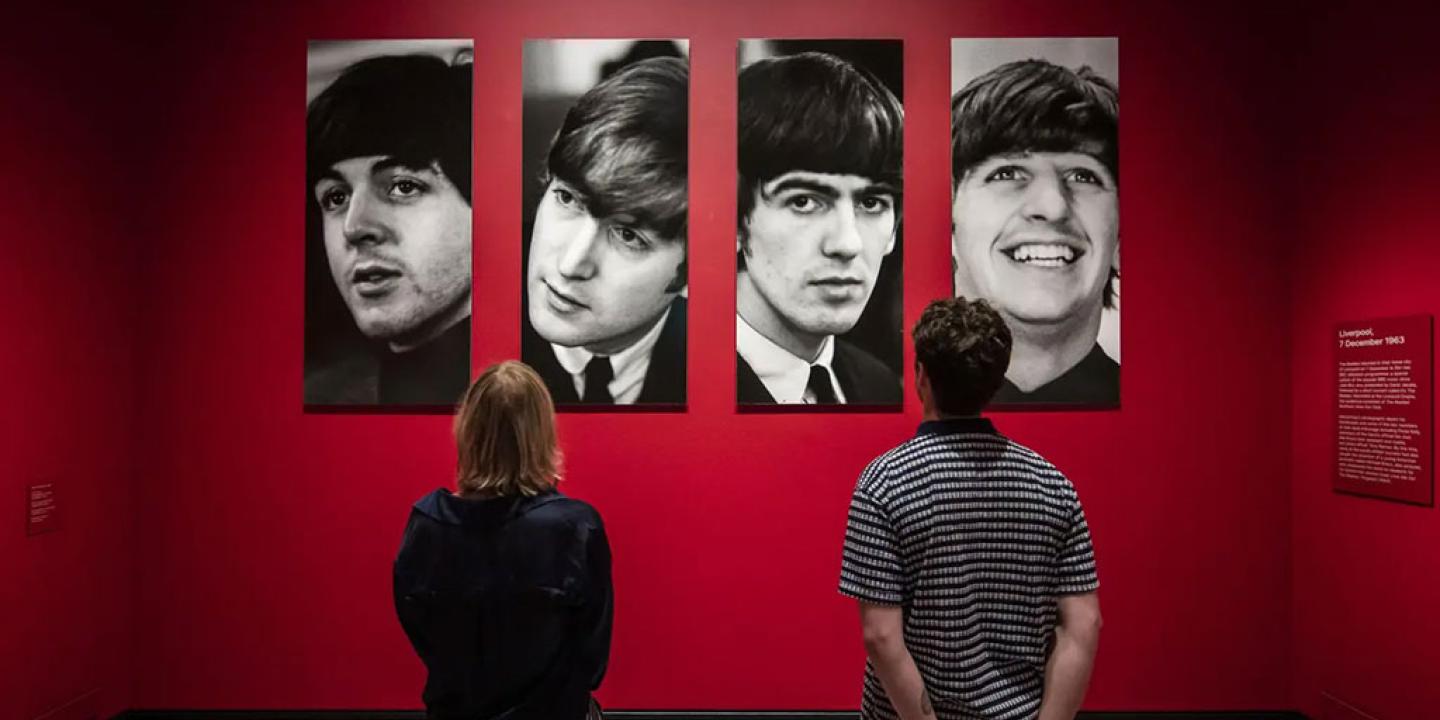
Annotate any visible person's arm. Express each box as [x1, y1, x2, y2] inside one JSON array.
[[1037, 591, 1102, 720], [392, 510, 438, 665], [577, 518, 613, 692], [859, 601, 934, 720]]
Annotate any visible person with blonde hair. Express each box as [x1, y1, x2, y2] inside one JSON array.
[[394, 360, 612, 720]]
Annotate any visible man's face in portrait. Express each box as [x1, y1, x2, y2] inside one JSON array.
[[315, 154, 473, 349], [951, 150, 1117, 328], [739, 171, 897, 343], [526, 178, 686, 355]]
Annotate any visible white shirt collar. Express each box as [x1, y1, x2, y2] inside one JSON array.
[[735, 314, 845, 404], [551, 306, 672, 404]]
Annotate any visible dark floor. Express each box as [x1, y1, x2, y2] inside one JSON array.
[[119, 710, 1310, 720]]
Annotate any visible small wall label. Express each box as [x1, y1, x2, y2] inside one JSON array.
[[1334, 315, 1434, 505], [27, 482, 58, 536]]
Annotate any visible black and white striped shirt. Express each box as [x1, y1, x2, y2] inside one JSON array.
[[839, 417, 1098, 720]]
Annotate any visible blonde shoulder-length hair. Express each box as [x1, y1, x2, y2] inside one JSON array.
[[453, 361, 562, 497]]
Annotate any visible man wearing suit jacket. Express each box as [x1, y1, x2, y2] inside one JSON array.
[[523, 57, 688, 406], [736, 51, 903, 405]]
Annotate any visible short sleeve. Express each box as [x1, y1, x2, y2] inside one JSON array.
[[838, 488, 906, 605], [1056, 499, 1099, 595]]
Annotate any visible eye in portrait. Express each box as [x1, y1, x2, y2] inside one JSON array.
[[304, 40, 474, 408], [736, 39, 904, 409], [951, 38, 1119, 408], [521, 39, 689, 408]]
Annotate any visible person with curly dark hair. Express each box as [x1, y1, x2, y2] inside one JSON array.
[[840, 297, 1101, 720]]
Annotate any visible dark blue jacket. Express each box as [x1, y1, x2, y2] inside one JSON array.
[[394, 488, 612, 720]]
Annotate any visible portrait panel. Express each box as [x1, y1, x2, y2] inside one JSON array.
[[736, 39, 904, 409], [304, 39, 474, 409], [951, 37, 1119, 409], [521, 39, 690, 409]]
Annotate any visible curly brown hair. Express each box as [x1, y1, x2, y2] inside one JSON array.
[[912, 297, 1012, 415]]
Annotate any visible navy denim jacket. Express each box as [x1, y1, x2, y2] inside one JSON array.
[[393, 488, 612, 720]]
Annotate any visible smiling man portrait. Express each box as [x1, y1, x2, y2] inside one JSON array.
[[304, 41, 474, 407], [736, 42, 904, 407], [951, 40, 1120, 406]]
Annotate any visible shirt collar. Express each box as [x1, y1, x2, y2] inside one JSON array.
[[736, 314, 841, 403], [419, 487, 565, 526], [998, 343, 1115, 402], [916, 416, 998, 437], [551, 305, 672, 403]]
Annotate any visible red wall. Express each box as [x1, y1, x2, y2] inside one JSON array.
[[1290, 5, 1440, 720], [131, 0, 1297, 711], [0, 5, 143, 720]]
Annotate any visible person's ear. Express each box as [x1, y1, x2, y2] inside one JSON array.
[[914, 360, 933, 408]]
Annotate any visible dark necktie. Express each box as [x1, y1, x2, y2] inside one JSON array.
[[583, 356, 614, 404], [807, 364, 838, 404]]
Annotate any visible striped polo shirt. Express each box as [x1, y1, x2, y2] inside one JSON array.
[[839, 417, 1099, 720]]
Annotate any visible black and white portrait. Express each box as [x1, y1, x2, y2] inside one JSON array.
[[521, 39, 689, 408], [951, 38, 1119, 408], [304, 40, 474, 408], [736, 39, 904, 408]]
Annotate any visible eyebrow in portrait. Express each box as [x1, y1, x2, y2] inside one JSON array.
[[859, 181, 900, 199], [766, 176, 842, 200], [766, 174, 899, 199], [371, 157, 443, 176]]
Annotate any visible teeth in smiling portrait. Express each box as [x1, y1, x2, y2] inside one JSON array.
[[1004, 243, 1082, 267]]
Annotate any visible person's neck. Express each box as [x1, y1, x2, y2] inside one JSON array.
[[922, 408, 981, 422], [1003, 310, 1102, 392], [918, 380, 980, 422], [736, 275, 826, 361], [387, 302, 471, 354]]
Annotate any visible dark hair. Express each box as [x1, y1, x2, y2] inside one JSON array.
[[951, 59, 1117, 184], [912, 297, 1013, 416], [737, 52, 903, 233], [951, 59, 1118, 307], [543, 56, 689, 241], [307, 54, 472, 204]]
